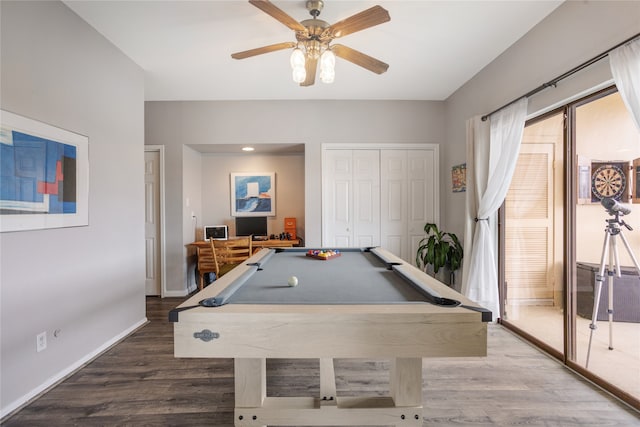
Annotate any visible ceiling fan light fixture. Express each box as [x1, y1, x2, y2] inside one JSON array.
[[319, 48, 335, 83], [291, 47, 307, 83], [320, 49, 335, 69], [320, 68, 335, 84], [292, 65, 306, 83], [290, 47, 305, 68]]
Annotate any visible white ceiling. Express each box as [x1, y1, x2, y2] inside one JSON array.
[[64, 0, 563, 102]]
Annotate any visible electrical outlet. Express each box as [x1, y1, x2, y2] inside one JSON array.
[[36, 331, 47, 352]]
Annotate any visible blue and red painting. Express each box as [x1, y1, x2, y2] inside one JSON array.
[[0, 130, 77, 215], [233, 174, 272, 214]]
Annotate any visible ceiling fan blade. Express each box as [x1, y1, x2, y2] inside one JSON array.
[[249, 0, 307, 32], [300, 56, 318, 86], [231, 42, 297, 59], [322, 5, 390, 39], [332, 44, 389, 74]]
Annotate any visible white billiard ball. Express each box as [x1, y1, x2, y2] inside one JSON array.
[[288, 276, 298, 287]]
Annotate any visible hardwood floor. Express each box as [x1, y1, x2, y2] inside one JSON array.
[[3, 296, 639, 426]]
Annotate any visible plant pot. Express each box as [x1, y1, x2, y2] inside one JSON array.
[[425, 266, 454, 287]]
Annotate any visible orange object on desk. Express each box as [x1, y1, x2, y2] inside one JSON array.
[[284, 217, 296, 239]]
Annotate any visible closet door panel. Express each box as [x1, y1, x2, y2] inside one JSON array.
[[323, 150, 353, 247], [407, 150, 437, 264], [381, 150, 407, 259], [353, 150, 380, 247]]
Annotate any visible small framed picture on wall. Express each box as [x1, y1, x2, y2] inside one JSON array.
[[452, 163, 466, 193]]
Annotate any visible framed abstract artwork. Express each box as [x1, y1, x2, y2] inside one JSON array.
[[230, 172, 275, 217], [1, 110, 89, 232]]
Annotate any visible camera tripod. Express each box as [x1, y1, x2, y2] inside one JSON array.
[[585, 211, 640, 368]]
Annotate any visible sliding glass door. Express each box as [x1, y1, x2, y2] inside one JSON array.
[[572, 89, 640, 402], [501, 87, 640, 408], [502, 111, 565, 356]]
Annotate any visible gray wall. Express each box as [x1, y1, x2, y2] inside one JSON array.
[[145, 100, 445, 294], [0, 1, 145, 416], [443, 1, 640, 239]]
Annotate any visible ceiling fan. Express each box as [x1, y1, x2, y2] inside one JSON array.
[[231, 0, 390, 86]]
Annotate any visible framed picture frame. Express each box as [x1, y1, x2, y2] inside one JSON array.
[[633, 157, 640, 204], [577, 155, 592, 205], [1, 110, 89, 232], [230, 172, 275, 217], [451, 163, 466, 193]]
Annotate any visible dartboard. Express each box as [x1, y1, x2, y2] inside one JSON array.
[[591, 164, 626, 200]]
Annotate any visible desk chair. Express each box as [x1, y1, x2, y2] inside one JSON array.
[[212, 236, 253, 278], [196, 244, 217, 291]]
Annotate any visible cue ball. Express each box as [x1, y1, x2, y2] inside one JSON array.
[[288, 276, 298, 287]]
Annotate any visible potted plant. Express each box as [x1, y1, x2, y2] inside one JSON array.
[[415, 223, 463, 285]]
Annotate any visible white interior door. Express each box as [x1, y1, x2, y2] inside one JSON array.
[[323, 149, 380, 247], [381, 149, 438, 263], [352, 150, 380, 247], [323, 150, 353, 246], [380, 150, 406, 257], [407, 149, 438, 264], [144, 150, 161, 295]]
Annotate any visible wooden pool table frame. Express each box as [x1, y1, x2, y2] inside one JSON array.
[[171, 247, 489, 427]]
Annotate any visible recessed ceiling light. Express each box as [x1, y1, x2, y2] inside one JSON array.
[[242, 146, 255, 152]]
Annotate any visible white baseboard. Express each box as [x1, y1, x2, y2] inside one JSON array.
[[164, 289, 190, 297], [0, 317, 148, 421]]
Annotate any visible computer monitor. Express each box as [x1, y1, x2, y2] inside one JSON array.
[[204, 225, 228, 241], [235, 216, 268, 238]]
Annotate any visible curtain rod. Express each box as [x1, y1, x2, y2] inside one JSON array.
[[481, 32, 640, 121]]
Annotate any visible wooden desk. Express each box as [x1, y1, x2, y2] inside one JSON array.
[[252, 238, 301, 250], [188, 238, 301, 254]]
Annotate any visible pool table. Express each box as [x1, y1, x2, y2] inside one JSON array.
[[170, 247, 490, 427]]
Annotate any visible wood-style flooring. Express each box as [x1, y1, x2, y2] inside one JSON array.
[[3, 296, 639, 426]]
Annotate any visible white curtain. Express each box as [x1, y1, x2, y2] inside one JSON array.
[[609, 37, 640, 131], [461, 97, 528, 320], [461, 116, 490, 298]]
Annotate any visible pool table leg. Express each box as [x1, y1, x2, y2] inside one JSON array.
[[319, 358, 338, 406], [390, 358, 423, 421], [235, 358, 267, 427]]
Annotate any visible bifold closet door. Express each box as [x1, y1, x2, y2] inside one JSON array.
[[323, 150, 380, 247], [381, 150, 437, 263]]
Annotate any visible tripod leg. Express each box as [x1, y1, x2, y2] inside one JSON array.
[[608, 229, 640, 353], [586, 276, 603, 368], [586, 231, 610, 368], [618, 230, 640, 277], [608, 236, 620, 351]]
